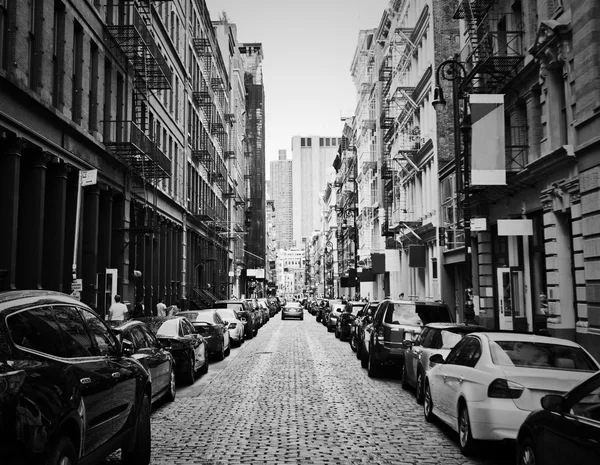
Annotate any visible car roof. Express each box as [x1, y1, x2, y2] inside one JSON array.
[[472, 331, 583, 347], [0, 290, 91, 312], [425, 323, 485, 330]]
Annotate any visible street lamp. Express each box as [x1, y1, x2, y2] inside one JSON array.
[[432, 57, 475, 324], [342, 208, 359, 299], [325, 241, 334, 299]]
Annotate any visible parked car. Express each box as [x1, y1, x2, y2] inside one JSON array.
[[423, 332, 600, 456], [351, 300, 379, 355], [315, 300, 329, 323], [335, 301, 366, 341], [0, 290, 151, 465], [111, 320, 177, 404], [516, 369, 600, 465], [214, 300, 258, 338], [176, 310, 231, 361], [155, 316, 209, 385], [401, 323, 487, 403], [326, 303, 345, 332], [215, 307, 246, 346], [361, 299, 453, 377], [281, 301, 304, 320]]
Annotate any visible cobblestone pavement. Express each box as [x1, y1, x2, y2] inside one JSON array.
[[105, 316, 516, 465]]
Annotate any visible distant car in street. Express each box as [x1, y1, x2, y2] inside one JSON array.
[[111, 320, 177, 404], [401, 323, 487, 403], [0, 290, 151, 465], [216, 307, 246, 346], [176, 310, 231, 361], [281, 301, 304, 320], [424, 332, 600, 456], [516, 369, 600, 465], [155, 316, 209, 385]]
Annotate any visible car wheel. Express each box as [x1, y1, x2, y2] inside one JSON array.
[[458, 403, 477, 456], [217, 342, 225, 361], [334, 327, 340, 338], [121, 393, 151, 465], [350, 334, 357, 352], [416, 371, 425, 404], [367, 347, 380, 378], [360, 345, 368, 367], [424, 383, 435, 422], [517, 435, 537, 465], [185, 353, 196, 385], [400, 363, 409, 390], [44, 436, 76, 465], [164, 366, 176, 402], [225, 341, 231, 357], [356, 339, 362, 359]]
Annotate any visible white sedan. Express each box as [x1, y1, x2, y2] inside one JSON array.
[[216, 308, 246, 346], [423, 332, 600, 456]]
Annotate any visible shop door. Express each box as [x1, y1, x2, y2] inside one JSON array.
[[497, 268, 513, 330]]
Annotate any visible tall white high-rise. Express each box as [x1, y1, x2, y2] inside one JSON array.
[[291, 136, 339, 248], [270, 149, 293, 249]]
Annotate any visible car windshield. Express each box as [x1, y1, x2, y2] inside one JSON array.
[[156, 319, 179, 337], [216, 308, 237, 320], [189, 311, 215, 323], [489, 340, 598, 371]]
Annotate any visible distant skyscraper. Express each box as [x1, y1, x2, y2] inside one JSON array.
[[291, 136, 339, 247], [270, 150, 293, 249]]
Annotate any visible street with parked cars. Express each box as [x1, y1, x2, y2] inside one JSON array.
[[1, 291, 598, 464]]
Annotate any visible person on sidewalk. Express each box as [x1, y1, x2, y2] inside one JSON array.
[[156, 297, 167, 317], [107, 295, 128, 321]]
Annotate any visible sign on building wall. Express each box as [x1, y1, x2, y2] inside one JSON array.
[[470, 94, 506, 186]]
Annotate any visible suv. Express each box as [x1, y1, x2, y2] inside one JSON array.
[[0, 290, 151, 465], [213, 300, 258, 339], [361, 299, 454, 377]]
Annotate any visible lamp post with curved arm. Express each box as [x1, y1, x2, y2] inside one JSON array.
[[342, 208, 359, 299], [432, 57, 475, 323]]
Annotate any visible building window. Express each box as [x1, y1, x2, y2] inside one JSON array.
[[307, 138, 312, 147], [0, 0, 10, 71], [29, 0, 41, 90], [52, 1, 65, 108], [301, 137, 305, 147], [319, 138, 324, 147], [89, 41, 99, 132], [103, 59, 112, 141], [72, 21, 84, 124]]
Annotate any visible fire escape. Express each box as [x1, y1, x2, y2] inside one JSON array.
[[105, 0, 172, 231], [454, 0, 525, 94]]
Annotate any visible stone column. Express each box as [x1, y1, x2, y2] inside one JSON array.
[[0, 138, 23, 290], [43, 162, 69, 292], [144, 209, 155, 315], [17, 150, 50, 289], [160, 221, 168, 302], [82, 184, 100, 307], [166, 223, 173, 304], [97, 189, 114, 318], [526, 87, 542, 162]]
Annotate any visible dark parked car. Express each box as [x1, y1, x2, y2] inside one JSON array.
[[111, 320, 177, 404], [326, 303, 345, 332], [176, 310, 231, 360], [401, 323, 486, 403], [516, 370, 600, 465], [154, 316, 209, 385], [335, 301, 367, 341], [214, 300, 258, 338], [0, 290, 151, 465], [361, 299, 454, 377], [351, 301, 379, 355]]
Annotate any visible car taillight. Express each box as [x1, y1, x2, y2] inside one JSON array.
[[488, 378, 524, 399], [228, 322, 237, 329], [375, 326, 385, 343], [0, 370, 26, 397]]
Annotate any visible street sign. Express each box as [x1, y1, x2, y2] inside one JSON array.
[[71, 279, 83, 291], [471, 217, 487, 232], [80, 169, 98, 186]]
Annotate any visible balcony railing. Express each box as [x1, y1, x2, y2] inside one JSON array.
[[104, 121, 170, 178]]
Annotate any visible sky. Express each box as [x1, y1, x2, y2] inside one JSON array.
[[205, 0, 390, 178]]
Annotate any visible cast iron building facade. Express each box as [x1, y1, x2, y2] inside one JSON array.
[[270, 149, 293, 250], [0, 0, 252, 315]]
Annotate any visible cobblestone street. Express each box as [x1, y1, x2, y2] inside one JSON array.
[[109, 316, 516, 464]]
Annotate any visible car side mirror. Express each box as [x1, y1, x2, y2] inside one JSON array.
[[429, 354, 445, 364], [541, 394, 564, 412], [121, 339, 135, 357]]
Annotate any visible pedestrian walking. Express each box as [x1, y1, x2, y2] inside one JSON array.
[[107, 295, 128, 321], [131, 301, 144, 319], [156, 297, 167, 317]]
